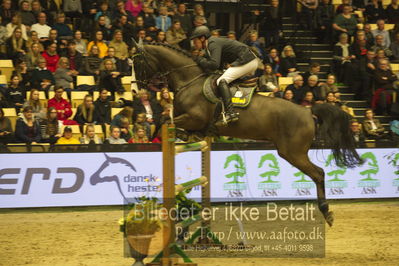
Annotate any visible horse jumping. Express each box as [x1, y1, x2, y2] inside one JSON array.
[[133, 43, 363, 226]]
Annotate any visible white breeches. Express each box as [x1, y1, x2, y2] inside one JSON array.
[[216, 58, 259, 85]]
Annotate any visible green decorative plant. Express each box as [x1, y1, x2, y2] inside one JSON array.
[[119, 197, 163, 236]]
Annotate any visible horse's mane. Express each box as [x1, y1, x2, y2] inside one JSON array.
[[148, 42, 195, 61]]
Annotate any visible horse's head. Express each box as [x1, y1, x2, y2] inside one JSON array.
[[90, 153, 137, 199], [131, 39, 203, 92]]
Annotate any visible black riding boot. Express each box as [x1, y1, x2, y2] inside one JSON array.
[[215, 79, 239, 126]]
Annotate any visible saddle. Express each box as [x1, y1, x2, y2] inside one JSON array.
[[202, 75, 258, 108]]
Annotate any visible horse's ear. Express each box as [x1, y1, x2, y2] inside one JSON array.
[[131, 38, 143, 52]]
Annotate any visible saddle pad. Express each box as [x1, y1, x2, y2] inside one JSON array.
[[202, 75, 257, 108]]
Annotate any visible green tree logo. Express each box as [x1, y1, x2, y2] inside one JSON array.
[[325, 154, 346, 181], [393, 153, 399, 179], [224, 154, 246, 184], [359, 152, 379, 181], [294, 171, 312, 183], [258, 154, 280, 183]]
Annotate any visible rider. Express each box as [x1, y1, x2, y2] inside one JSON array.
[[191, 26, 259, 126]]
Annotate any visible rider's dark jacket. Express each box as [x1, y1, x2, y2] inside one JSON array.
[[196, 36, 257, 71]]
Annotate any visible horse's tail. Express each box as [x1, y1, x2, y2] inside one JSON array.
[[311, 103, 363, 168]]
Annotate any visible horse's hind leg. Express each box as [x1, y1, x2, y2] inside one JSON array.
[[278, 148, 334, 226]]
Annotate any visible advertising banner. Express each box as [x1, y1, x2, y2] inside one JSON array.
[[0, 148, 398, 208]]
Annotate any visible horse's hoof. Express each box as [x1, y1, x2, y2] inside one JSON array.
[[325, 211, 334, 227]]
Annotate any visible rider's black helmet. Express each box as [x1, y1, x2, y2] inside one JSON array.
[[190, 26, 211, 40]]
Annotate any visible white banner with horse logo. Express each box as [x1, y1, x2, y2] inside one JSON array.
[[0, 148, 398, 208]]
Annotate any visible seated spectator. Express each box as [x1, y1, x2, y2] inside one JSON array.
[[30, 1, 42, 19], [133, 112, 151, 139], [391, 32, 399, 61], [129, 126, 149, 143], [99, 59, 124, 98], [352, 31, 371, 60], [258, 64, 279, 93], [83, 45, 102, 76], [350, 119, 365, 143], [52, 13, 73, 40], [54, 57, 76, 90], [132, 90, 162, 127], [109, 30, 129, 60], [320, 74, 339, 100], [119, 116, 133, 142], [173, 3, 192, 36], [26, 31, 44, 53], [20, 1, 36, 27], [155, 30, 167, 43], [386, 0, 399, 24], [47, 86, 73, 123], [94, 15, 112, 41], [158, 88, 172, 105], [23, 89, 46, 119], [302, 62, 322, 84], [333, 33, 356, 84], [362, 109, 390, 139], [12, 60, 31, 89], [15, 106, 41, 144], [0, 107, 13, 144], [6, 27, 28, 61], [103, 46, 129, 76], [63, 0, 83, 23], [285, 75, 304, 104], [6, 14, 28, 41], [114, 0, 135, 23], [163, 0, 176, 17], [227, 31, 236, 40], [264, 48, 280, 74], [0, 17, 7, 47], [73, 30, 87, 55], [365, 0, 385, 23], [113, 15, 135, 47], [56, 126, 80, 144], [155, 6, 172, 33], [303, 75, 324, 102], [80, 124, 102, 144], [301, 91, 315, 107], [372, 35, 393, 58], [30, 57, 54, 95], [193, 4, 207, 24], [282, 89, 295, 103], [111, 106, 133, 127], [0, 0, 13, 26], [104, 125, 127, 144], [87, 30, 108, 59], [74, 95, 96, 125], [363, 23, 375, 47], [125, 0, 143, 18], [60, 40, 83, 74], [245, 30, 265, 62], [332, 4, 358, 40], [166, 20, 187, 49], [41, 41, 60, 72], [30, 12, 52, 40], [372, 19, 391, 48], [5, 74, 25, 112], [325, 92, 342, 106], [94, 88, 112, 125], [26, 43, 44, 71], [39, 107, 62, 144], [280, 45, 298, 77], [372, 59, 398, 114]]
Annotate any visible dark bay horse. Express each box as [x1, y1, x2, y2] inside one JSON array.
[[133, 43, 362, 226]]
